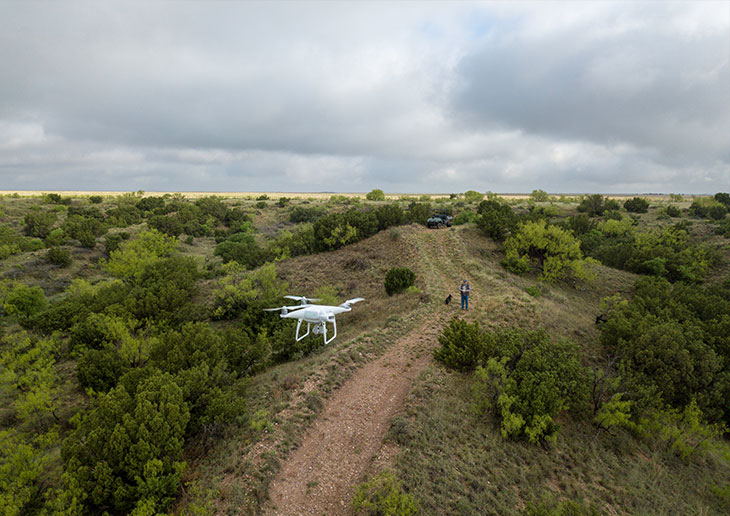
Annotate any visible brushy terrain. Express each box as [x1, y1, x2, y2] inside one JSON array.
[[1, 190, 729, 516]]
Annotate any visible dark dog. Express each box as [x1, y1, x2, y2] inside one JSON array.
[[595, 314, 608, 325], [445, 294, 452, 305]]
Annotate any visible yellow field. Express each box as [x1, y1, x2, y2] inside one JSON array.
[[0, 190, 700, 201]]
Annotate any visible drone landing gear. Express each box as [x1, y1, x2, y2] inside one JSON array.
[[295, 319, 337, 345]]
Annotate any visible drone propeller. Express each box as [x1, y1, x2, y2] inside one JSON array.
[[340, 297, 365, 308], [284, 295, 321, 305], [263, 304, 306, 315]]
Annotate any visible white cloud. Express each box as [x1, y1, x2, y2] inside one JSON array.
[[0, 1, 727, 194]]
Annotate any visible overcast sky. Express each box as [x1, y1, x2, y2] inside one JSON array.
[[1, 1, 728, 194]]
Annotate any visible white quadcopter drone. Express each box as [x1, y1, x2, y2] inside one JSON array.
[[264, 295, 365, 345]]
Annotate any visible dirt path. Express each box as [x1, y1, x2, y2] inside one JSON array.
[[263, 229, 475, 516], [264, 311, 448, 516]]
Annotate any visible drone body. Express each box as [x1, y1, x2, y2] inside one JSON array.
[[265, 295, 364, 345]]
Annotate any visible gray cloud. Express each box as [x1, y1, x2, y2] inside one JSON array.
[[0, 1, 727, 194]]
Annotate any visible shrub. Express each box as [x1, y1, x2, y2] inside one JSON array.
[[526, 285, 542, 297], [665, 205, 681, 217], [103, 232, 129, 255], [384, 267, 415, 296], [375, 203, 405, 230], [366, 188, 386, 201], [626, 226, 713, 283], [277, 197, 290, 207], [77, 347, 128, 392], [452, 210, 476, 225], [148, 214, 184, 236], [289, 206, 325, 223], [476, 200, 518, 240], [3, 283, 47, 319], [464, 190, 484, 203], [255, 200, 267, 209], [623, 197, 650, 213], [89, 195, 103, 204], [23, 211, 57, 238], [404, 202, 431, 225], [60, 373, 190, 514], [577, 194, 607, 216], [105, 229, 178, 282], [106, 203, 142, 226], [43, 193, 71, 205], [126, 255, 199, 324], [313, 211, 372, 252], [604, 198, 620, 211], [714, 192, 730, 208], [563, 214, 596, 236], [211, 262, 289, 322], [269, 224, 317, 258], [62, 214, 107, 246], [599, 277, 730, 426], [353, 471, 418, 516], [433, 318, 490, 370], [530, 189, 550, 202], [136, 195, 166, 213], [502, 220, 595, 282], [46, 246, 72, 267], [472, 331, 587, 443], [214, 232, 271, 268], [690, 198, 727, 219]]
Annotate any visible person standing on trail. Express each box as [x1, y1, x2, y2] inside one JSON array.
[[459, 279, 471, 310]]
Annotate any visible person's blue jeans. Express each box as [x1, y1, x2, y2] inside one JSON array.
[[461, 294, 468, 310]]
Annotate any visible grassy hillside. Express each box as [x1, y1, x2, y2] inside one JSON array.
[[0, 191, 728, 515]]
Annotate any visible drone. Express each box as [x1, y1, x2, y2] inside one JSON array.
[[264, 295, 365, 345]]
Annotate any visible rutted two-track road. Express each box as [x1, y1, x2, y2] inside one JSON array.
[[265, 228, 474, 516]]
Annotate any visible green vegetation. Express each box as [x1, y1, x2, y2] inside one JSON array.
[[384, 267, 416, 296], [502, 220, 595, 282], [0, 190, 728, 516], [353, 471, 418, 516], [464, 190, 484, 203], [476, 199, 518, 240], [366, 188, 386, 201], [623, 197, 649, 213], [690, 198, 727, 220], [46, 246, 72, 267], [435, 321, 586, 443]]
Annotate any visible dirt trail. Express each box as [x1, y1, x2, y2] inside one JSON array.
[[265, 313, 447, 516], [264, 229, 472, 516]]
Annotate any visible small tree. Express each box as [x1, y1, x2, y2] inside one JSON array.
[[464, 190, 484, 203], [530, 189, 550, 202], [23, 211, 57, 239], [384, 267, 415, 296], [577, 194, 606, 216], [353, 471, 418, 516], [61, 373, 190, 514], [476, 200, 517, 240], [623, 197, 650, 213], [366, 189, 386, 201], [3, 283, 48, 318], [714, 192, 730, 208], [46, 246, 72, 267], [405, 202, 431, 225], [502, 220, 595, 282]]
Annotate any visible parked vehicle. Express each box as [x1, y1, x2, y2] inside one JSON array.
[[427, 214, 453, 228]]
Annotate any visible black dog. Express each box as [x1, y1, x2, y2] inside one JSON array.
[[595, 314, 608, 325], [445, 294, 452, 305]]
